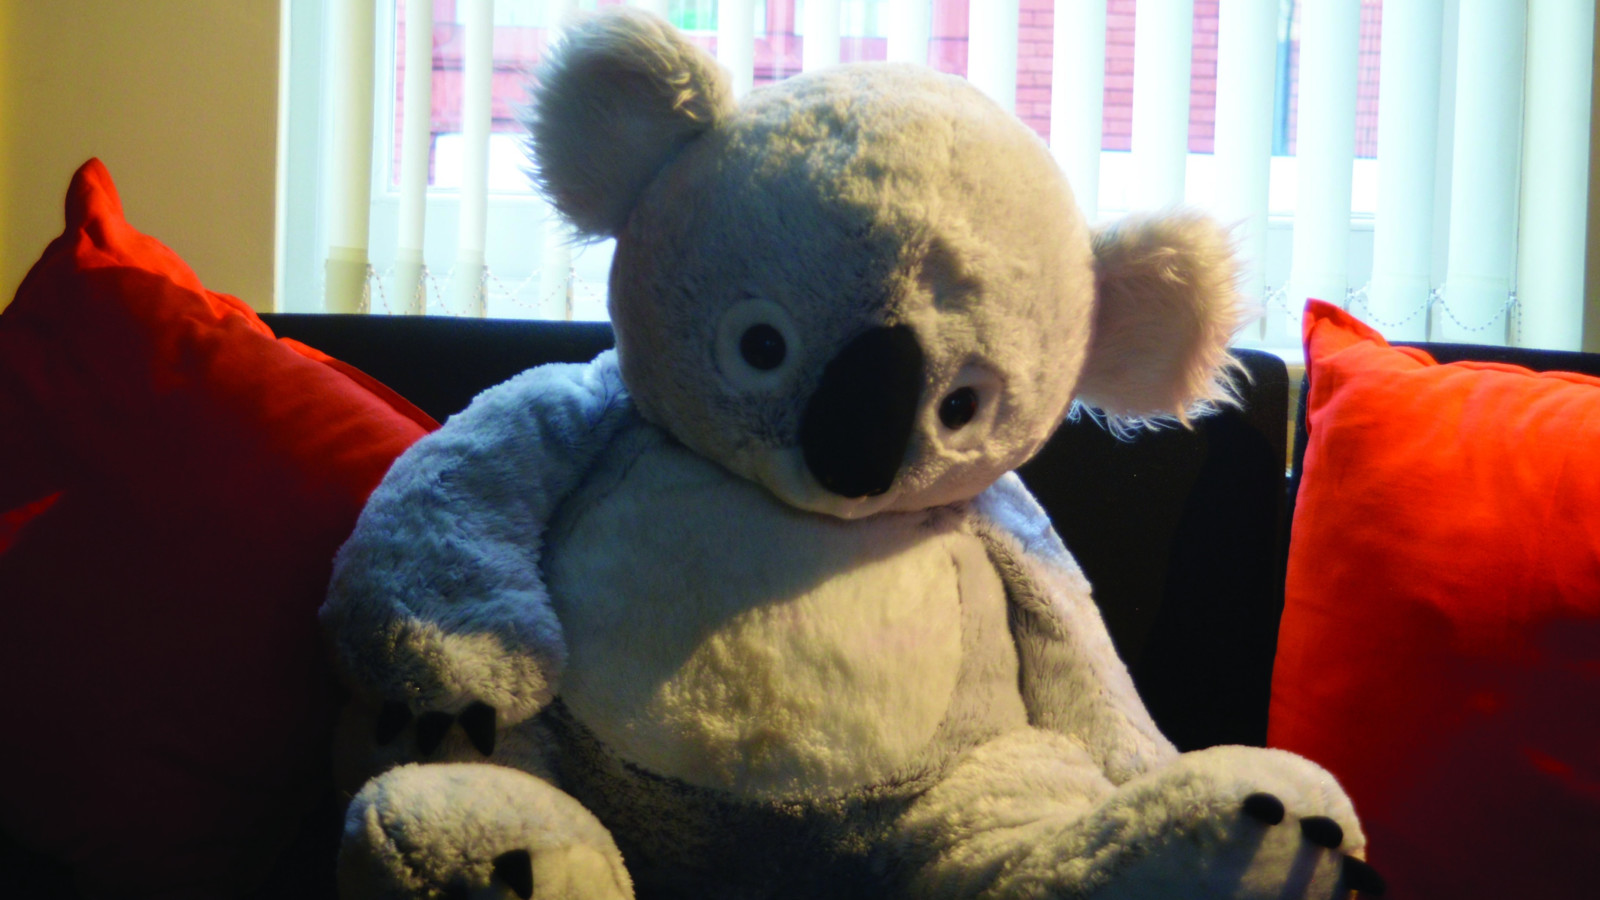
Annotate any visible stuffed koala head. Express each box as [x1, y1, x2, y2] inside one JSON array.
[[527, 9, 1245, 519]]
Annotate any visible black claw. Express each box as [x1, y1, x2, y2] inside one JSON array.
[[415, 711, 455, 755], [1300, 815, 1344, 849], [459, 701, 497, 757], [1342, 856, 1387, 895], [375, 701, 412, 746], [1241, 792, 1286, 826], [492, 849, 535, 900]]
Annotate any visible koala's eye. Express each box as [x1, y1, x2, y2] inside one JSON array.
[[716, 298, 800, 392], [740, 324, 787, 371], [940, 387, 979, 430]]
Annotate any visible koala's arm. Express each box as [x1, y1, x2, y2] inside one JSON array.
[[321, 352, 632, 726], [972, 474, 1178, 784]]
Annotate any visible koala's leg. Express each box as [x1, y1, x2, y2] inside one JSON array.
[[892, 729, 1382, 900], [338, 763, 633, 900]]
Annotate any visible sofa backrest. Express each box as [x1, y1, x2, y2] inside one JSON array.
[[264, 313, 1290, 752], [1021, 348, 1290, 751]]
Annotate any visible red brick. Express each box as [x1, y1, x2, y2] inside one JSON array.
[[930, 0, 969, 37]]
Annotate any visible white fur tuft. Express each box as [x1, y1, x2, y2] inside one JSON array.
[[1075, 211, 1251, 430], [524, 8, 733, 238]]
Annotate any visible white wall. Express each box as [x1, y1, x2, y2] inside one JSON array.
[[0, 1, 281, 312]]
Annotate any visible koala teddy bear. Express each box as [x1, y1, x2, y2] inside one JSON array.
[[321, 9, 1380, 900]]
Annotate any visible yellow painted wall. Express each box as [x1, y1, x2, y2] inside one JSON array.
[[0, 1, 280, 312]]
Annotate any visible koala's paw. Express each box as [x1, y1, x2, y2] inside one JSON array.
[[338, 763, 633, 900], [375, 700, 499, 757], [1238, 792, 1386, 896]]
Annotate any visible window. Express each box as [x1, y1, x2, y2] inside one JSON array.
[[279, 0, 1594, 352]]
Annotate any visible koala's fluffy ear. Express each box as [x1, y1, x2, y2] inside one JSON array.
[[525, 9, 733, 238], [1074, 212, 1250, 428]]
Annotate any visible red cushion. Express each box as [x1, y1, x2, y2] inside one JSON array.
[[1271, 300, 1600, 899], [0, 159, 438, 898]]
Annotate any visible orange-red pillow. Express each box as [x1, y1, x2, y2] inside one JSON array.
[[1272, 300, 1600, 899], [0, 159, 438, 898]]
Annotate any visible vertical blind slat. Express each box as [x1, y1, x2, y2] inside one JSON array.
[[1211, 0, 1278, 320], [1286, 1, 1360, 339], [718, 0, 756, 98], [1050, 0, 1106, 221], [967, 0, 1019, 114], [804, 0, 843, 72], [537, 0, 579, 319], [1368, 0, 1444, 341], [329, 0, 1590, 348], [886, 0, 931, 65], [1516, 0, 1595, 350], [324, 0, 378, 313], [1131, 0, 1193, 210], [396, 0, 434, 315], [1439, 0, 1525, 344], [451, 0, 494, 317], [538, 223, 573, 319]]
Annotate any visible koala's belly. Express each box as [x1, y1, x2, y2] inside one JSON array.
[[544, 423, 1016, 800]]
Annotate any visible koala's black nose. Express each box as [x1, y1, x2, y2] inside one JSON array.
[[800, 325, 923, 498]]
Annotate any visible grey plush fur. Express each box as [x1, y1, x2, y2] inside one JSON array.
[[321, 9, 1374, 900]]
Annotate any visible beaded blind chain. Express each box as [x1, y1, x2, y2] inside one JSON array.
[[359, 264, 591, 318], [1258, 283, 1521, 340], [1345, 284, 1521, 337]]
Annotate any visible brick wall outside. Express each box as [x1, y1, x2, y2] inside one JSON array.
[[398, 0, 1385, 185]]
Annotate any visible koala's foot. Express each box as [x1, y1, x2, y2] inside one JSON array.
[[1057, 744, 1382, 900], [1238, 792, 1386, 896], [897, 732, 1380, 900], [338, 763, 633, 900]]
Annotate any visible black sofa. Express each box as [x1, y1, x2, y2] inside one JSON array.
[[259, 313, 1600, 757], [261, 312, 1296, 755], [10, 311, 1596, 898]]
